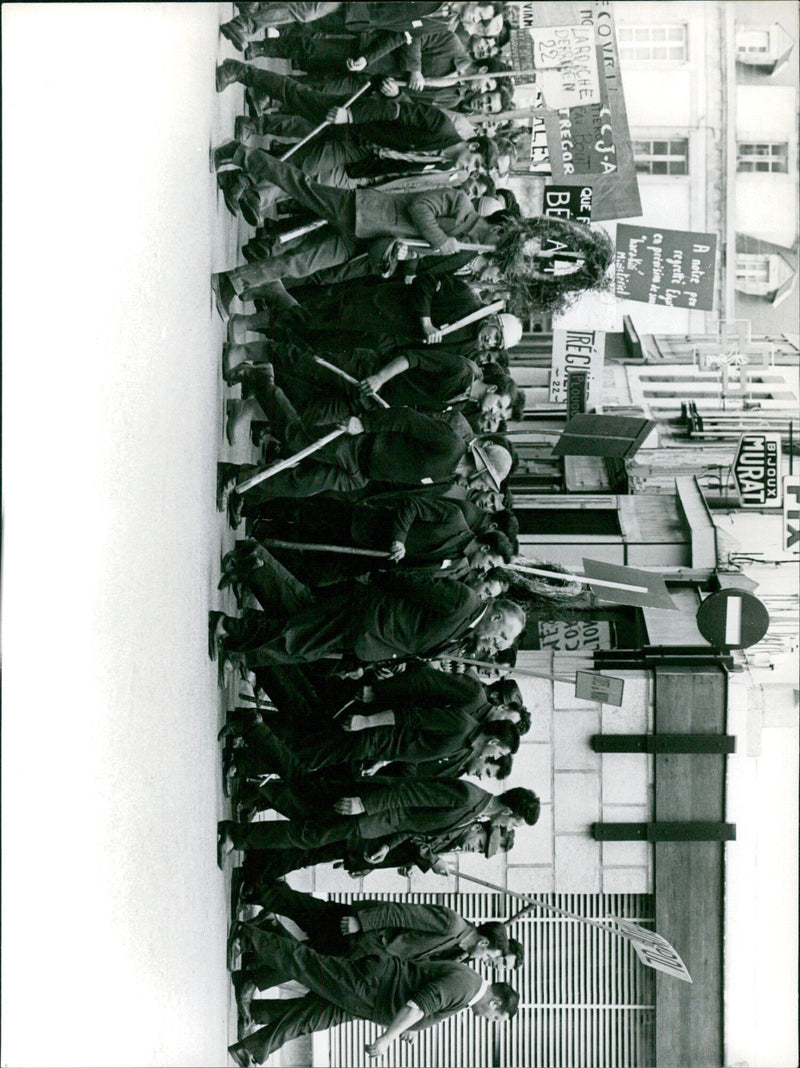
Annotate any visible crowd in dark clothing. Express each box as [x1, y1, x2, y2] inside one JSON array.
[[207, 5, 615, 1064]]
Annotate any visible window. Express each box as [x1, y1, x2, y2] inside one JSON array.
[[737, 142, 789, 173], [633, 138, 689, 175], [736, 254, 771, 286], [736, 28, 771, 53], [618, 24, 687, 63]]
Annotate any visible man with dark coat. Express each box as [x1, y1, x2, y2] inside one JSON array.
[[226, 926, 519, 1066], [217, 781, 540, 860]]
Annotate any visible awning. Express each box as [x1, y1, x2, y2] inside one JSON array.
[[675, 476, 718, 568]]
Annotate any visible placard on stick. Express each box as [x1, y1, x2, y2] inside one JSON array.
[[615, 919, 693, 983], [614, 225, 718, 311], [575, 670, 625, 706], [582, 558, 678, 611], [530, 25, 601, 109], [552, 413, 656, 459]]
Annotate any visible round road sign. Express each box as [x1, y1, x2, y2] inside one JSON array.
[[696, 589, 770, 650]]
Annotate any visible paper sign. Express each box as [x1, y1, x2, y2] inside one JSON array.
[[538, 620, 611, 651], [549, 329, 605, 406], [733, 432, 782, 508], [615, 919, 693, 983], [614, 225, 718, 310], [582, 558, 678, 611], [575, 671, 624, 705], [531, 25, 601, 108]]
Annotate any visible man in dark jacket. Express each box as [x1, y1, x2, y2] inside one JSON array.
[[226, 926, 519, 1066]]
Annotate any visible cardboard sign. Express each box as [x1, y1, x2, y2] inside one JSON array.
[[733, 432, 782, 508], [566, 370, 588, 417], [530, 25, 601, 108], [582, 558, 678, 611], [784, 476, 800, 552], [575, 670, 624, 705], [615, 920, 693, 983], [552, 413, 656, 460], [549, 329, 605, 406], [614, 225, 718, 311], [538, 620, 612, 651], [543, 184, 593, 223]]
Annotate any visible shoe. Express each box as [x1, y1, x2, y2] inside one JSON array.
[[222, 737, 240, 798], [211, 273, 237, 321], [217, 820, 237, 870], [235, 115, 257, 141], [211, 139, 241, 172], [245, 87, 271, 118], [216, 58, 244, 92], [232, 971, 256, 1029], [220, 17, 252, 51], [222, 343, 252, 383], [208, 610, 228, 660], [217, 462, 242, 512], [228, 490, 244, 530], [218, 170, 250, 216], [239, 188, 263, 228], [227, 313, 249, 344], [227, 919, 253, 970], [228, 1041, 257, 1067]]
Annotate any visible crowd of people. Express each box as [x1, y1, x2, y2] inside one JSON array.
[[207, 4, 615, 1064]]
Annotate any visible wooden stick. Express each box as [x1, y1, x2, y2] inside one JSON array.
[[511, 561, 648, 595], [235, 428, 347, 493], [437, 299, 506, 338], [453, 869, 627, 934], [396, 68, 540, 87], [263, 538, 390, 558], [430, 655, 574, 684], [312, 356, 390, 409], [401, 238, 496, 254], [280, 81, 372, 161], [277, 217, 329, 245]]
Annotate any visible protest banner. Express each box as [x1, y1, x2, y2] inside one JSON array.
[[530, 25, 601, 108], [538, 620, 612, 651], [582, 558, 678, 610], [549, 329, 605, 406], [615, 225, 718, 310], [510, 2, 642, 220], [551, 413, 656, 460]]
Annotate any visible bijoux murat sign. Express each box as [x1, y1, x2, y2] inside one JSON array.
[[614, 225, 718, 311]]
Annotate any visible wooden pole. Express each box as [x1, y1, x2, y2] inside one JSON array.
[[262, 538, 390, 558], [431, 655, 574, 684], [511, 560, 648, 595], [277, 217, 328, 245], [312, 356, 390, 408], [452, 869, 627, 934], [280, 81, 372, 161], [437, 299, 506, 338], [396, 69, 540, 87], [235, 428, 347, 494]]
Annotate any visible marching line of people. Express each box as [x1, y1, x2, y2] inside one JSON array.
[[207, 5, 615, 1064]]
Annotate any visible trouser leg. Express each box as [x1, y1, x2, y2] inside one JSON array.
[[234, 148, 357, 234], [230, 993, 350, 1063], [250, 1, 343, 27], [227, 229, 354, 288], [242, 929, 382, 1017], [238, 816, 356, 850], [235, 65, 351, 126], [260, 882, 350, 953]]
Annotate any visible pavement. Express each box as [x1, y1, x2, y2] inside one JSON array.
[[2, 5, 299, 1066]]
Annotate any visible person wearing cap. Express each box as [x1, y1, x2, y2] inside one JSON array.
[[217, 780, 540, 866], [215, 372, 512, 522]]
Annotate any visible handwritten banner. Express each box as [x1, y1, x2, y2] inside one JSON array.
[[530, 25, 601, 109], [614, 225, 718, 310]]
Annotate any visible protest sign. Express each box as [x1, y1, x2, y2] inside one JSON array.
[[538, 620, 612, 651], [549, 329, 605, 406], [551, 413, 656, 460], [575, 671, 625, 705], [582, 559, 678, 610], [615, 225, 718, 310], [615, 920, 693, 983], [530, 25, 601, 108], [543, 184, 593, 223]]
